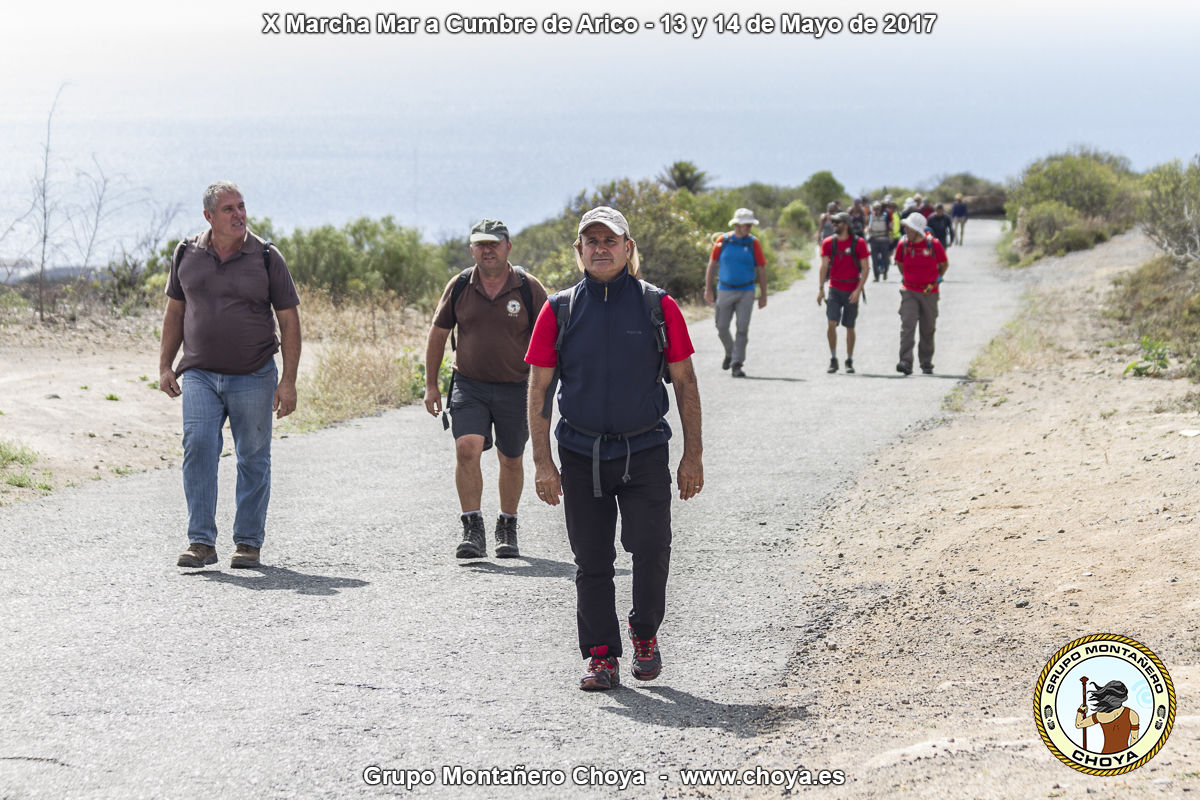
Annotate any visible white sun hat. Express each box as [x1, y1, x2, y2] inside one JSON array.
[[729, 208, 759, 226]]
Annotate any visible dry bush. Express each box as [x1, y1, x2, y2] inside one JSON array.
[[284, 340, 426, 433]]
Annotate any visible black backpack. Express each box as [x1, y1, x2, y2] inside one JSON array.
[[445, 265, 536, 351], [539, 279, 670, 420], [439, 265, 538, 430], [173, 236, 274, 273]]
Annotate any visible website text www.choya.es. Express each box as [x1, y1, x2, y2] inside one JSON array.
[[362, 764, 847, 791]]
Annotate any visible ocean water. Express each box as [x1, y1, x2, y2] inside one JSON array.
[[1, 2, 1196, 267]]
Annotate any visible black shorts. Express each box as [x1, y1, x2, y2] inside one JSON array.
[[825, 287, 860, 328], [448, 373, 529, 458]]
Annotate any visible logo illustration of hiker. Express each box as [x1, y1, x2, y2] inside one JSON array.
[[1035, 634, 1175, 776]]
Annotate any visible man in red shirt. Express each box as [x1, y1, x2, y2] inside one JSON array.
[[817, 212, 870, 373], [893, 213, 950, 375]]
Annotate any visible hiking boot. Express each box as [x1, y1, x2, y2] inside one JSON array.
[[827, 357, 838, 374], [494, 515, 520, 558], [629, 624, 662, 681], [922, 365, 934, 375], [177, 543, 217, 569], [730, 363, 746, 378], [721, 355, 731, 370], [456, 513, 486, 558], [896, 361, 912, 376], [230, 544, 261, 569], [845, 358, 855, 374], [580, 645, 620, 691]]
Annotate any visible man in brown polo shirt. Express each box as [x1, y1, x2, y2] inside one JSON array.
[[159, 180, 302, 570], [424, 219, 548, 559]]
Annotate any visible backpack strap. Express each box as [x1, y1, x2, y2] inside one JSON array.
[[446, 267, 474, 352], [512, 266, 537, 333], [172, 238, 188, 272], [639, 280, 671, 385], [540, 282, 583, 420]]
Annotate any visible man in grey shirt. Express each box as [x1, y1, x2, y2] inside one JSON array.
[[159, 181, 302, 569]]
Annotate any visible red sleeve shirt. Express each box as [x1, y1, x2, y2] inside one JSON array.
[[822, 236, 870, 291], [525, 293, 695, 368], [894, 236, 947, 293]]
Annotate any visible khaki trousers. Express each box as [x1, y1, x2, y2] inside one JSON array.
[[898, 289, 939, 369]]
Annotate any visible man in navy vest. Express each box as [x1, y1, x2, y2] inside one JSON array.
[[526, 206, 703, 691], [703, 208, 768, 378]]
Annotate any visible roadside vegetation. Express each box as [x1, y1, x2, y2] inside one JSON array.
[[2, 159, 1001, 434], [1106, 156, 1200, 380], [1001, 147, 1140, 265]]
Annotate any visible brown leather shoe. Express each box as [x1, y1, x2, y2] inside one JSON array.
[[177, 543, 217, 569], [230, 544, 261, 569]]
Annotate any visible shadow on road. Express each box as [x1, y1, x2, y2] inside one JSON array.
[[186, 566, 369, 596], [738, 375, 807, 383], [462, 556, 629, 579], [853, 372, 988, 382], [599, 685, 809, 737]]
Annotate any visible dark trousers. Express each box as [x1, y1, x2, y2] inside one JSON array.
[[559, 444, 672, 659]]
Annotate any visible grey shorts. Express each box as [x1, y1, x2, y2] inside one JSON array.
[[448, 373, 529, 458], [825, 287, 860, 328]]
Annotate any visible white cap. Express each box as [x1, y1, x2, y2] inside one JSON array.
[[903, 212, 928, 234], [577, 206, 630, 237], [729, 208, 759, 226]]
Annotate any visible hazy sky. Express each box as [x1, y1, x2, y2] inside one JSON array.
[[1, 0, 1197, 245]]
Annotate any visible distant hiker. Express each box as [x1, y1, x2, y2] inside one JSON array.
[[818, 212, 870, 374], [917, 195, 936, 220], [703, 208, 768, 378], [901, 197, 918, 218], [848, 198, 868, 238], [886, 198, 902, 249], [952, 193, 969, 245], [867, 201, 893, 281], [526, 206, 703, 691], [1076, 680, 1140, 754], [817, 201, 839, 243], [160, 180, 302, 570], [424, 219, 548, 560], [927, 204, 954, 248], [894, 212, 949, 376]]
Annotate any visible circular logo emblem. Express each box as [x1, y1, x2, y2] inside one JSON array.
[[507, 299, 521, 317], [1035, 634, 1175, 776]]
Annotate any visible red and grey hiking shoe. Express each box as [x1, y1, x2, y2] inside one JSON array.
[[629, 625, 662, 681], [580, 645, 620, 691]]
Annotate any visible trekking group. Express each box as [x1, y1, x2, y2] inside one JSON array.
[[160, 179, 965, 691]]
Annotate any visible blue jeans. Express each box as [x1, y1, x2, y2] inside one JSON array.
[[180, 360, 277, 548]]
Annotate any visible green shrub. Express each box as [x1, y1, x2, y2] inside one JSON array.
[[1008, 148, 1137, 226], [778, 199, 817, 245], [1108, 254, 1200, 372], [1124, 336, 1169, 377], [532, 179, 711, 300], [1020, 201, 1081, 251], [675, 188, 738, 236], [1141, 157, 1200, 267], [798, 170, 849, 217]]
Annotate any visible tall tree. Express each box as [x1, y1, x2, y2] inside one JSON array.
[[658, 161, 711, 194]]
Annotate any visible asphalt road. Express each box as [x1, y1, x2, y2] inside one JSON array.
[[0, 220, 1021, 798]]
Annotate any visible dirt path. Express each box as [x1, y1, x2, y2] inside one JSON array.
[[756, 230, 1200, 798]]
